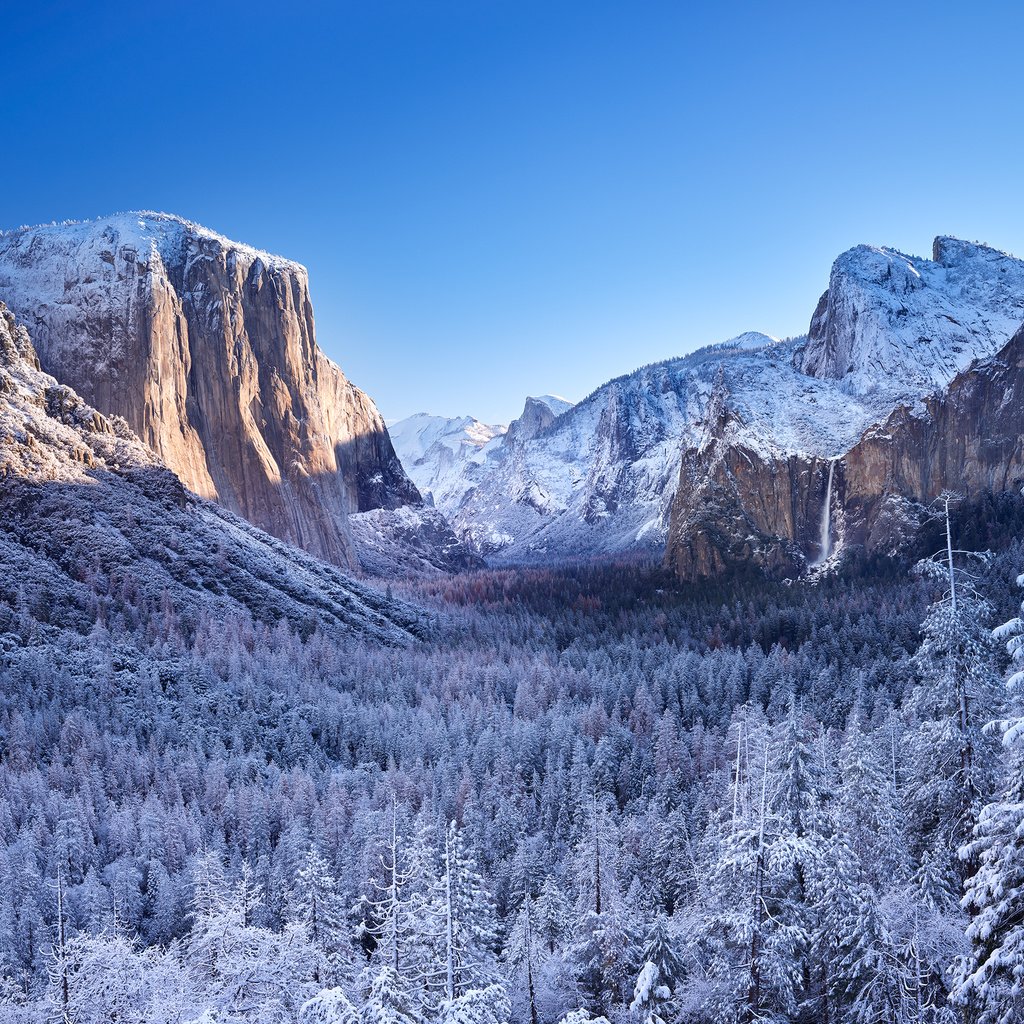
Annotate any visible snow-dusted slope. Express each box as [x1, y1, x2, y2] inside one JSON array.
[[801, 236, 1024, 396], [387, 412, 507, 509], [0, 301, 422, 642]]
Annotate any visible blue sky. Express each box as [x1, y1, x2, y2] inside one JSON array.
[[3, 1, 1023, 423]]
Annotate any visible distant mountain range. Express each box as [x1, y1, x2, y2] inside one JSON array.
[[390, 238, 1024, 575], [2, 213, 1023, 584]]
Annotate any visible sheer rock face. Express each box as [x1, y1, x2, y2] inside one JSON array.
[[0, 213, 419, 568], [0, 301, 421, 642], [665, 327, 1024, 580]]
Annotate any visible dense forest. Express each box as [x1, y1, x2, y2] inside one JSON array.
[[2, 496, 1024, 1024]]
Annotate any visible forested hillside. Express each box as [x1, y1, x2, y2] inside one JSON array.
[[3, 494, 1024, 1024]]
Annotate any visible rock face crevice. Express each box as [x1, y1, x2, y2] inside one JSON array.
[[0, 213, 419, 569]]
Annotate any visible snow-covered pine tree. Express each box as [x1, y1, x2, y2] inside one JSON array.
[[909, 494, 1003, 876], [687, 707, 828, 1023], [186, 852, 316, 1021], [629, 916, 684, 1024], [44, 865, 73, 1024], [568, 794, 638, 1017], [46, 930, 152, 1024], [300, 985, 361, 1024], [761, 703, 828, 1021], [362, 965, 421, 1024], [535, 875, 572, 956], [368, 801, 422, 990], [441, 983, 512, 1024], [504, 894, 543, 1024], [822, 720, 910, 1022], [436, 820, 500, 1001], [290, 845, 351, 985], [955, 570, 1024, 1024]]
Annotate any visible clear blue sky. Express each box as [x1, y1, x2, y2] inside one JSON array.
[[3, 1, 1023, 424]]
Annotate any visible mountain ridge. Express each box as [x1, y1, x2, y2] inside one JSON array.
[[390, 237, 1024, 572]]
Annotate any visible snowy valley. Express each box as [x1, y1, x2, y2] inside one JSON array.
[[2, 217, 1024, 1024]]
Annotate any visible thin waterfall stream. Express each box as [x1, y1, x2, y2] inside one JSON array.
[[818, 458, 837, 562]]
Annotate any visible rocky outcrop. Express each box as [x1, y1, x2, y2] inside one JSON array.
[[798, 236, 1024, 396], [502, 395, 572, 446], [0, 300, 422, 641], [0, 213, 419, 569], [664, 237, 1024, 581], [666, 326, 1024, 580]]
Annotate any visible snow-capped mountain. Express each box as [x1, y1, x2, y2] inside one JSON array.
[[392, 332, 884, 563], [0, 212, 420, 569], [388, 395, 574, 515], [394, 239, 1024, 570], [668, 238, 1024, 578], [454, 333, 897, 562], [387, 412, 507, 509]]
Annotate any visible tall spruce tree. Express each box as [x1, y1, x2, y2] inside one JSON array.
[[956, 572, 1024, 1024]]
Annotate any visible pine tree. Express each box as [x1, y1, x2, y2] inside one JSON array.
[[362, 966, 421, 1024], [301, 986, 361, 1024], [909, 495, 1003, 872], [535, 875, 571, 956], [690, 710, 829, 1023], [46, 931, 152, 1024], [436, 820, 500, 1001], [568, 796, 636, 1017], [504, 895, 542, 1024], [630, 916, 684, 1024], [291, 846, 350, 984], [368, 801, 421, 987], [955, 572, 1024, 1023], [441, 983, 512, 1024], [44, 865, 73, 1024]]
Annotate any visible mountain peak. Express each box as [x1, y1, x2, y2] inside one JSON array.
[[0, 210, 306, 274], [506, 394, 574, 445], [932, 234, 1017, 266], [801, 234, 1024, 395]]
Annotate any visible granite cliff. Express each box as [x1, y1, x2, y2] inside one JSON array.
[[0, 213, 420, 569], [0, 300, 422, 641]]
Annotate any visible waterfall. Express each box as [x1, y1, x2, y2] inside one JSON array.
[[818, 458, 837, 562]]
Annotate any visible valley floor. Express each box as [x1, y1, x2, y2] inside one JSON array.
[[2, 500, 1024, 1024]]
